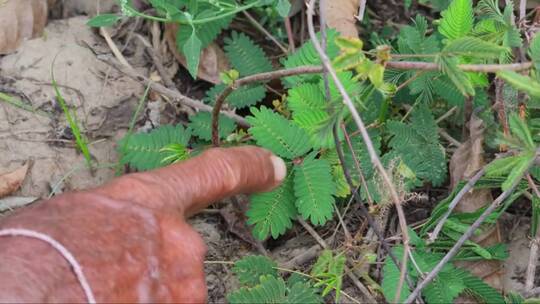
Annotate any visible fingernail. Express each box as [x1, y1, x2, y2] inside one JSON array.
[[270, 155, 286, 182]]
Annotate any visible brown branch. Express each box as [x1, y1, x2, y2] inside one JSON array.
[[207, 58, 533, 146], [386, 61, 533, 72]]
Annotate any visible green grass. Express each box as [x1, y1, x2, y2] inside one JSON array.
[[51, 65, 93, 169]]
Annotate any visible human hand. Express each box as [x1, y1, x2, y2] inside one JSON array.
[[0, 146, 286, 303]]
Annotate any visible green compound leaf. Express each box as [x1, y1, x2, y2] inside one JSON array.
[[286, 281, 323, 304], [281, 30, 340, 87], [232, 255, 278, 287], [457, 268, 505, 303], [247, 106, 312, 159], [205, 84, 267, 109], [438, 0, 474, 40], [443, 36, 509, 58], [228, 275, 287, 304], [437, 55, 475, 96], [508, 113, 535, 149], [247, 175, 296, 240], [423, 271, 466, 304], [293, 156, 336, 225], [188, 111, 236, 141], [529, 32, 540, 70], [382, 247, 412, 303], [287, 83, 333, 148], [497, 70, 540, 99], [118, 124, 191, 171], [386, 104, 447, 186], [224, 32, 273, 76]]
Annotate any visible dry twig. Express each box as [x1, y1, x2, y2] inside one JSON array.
[[100, 57, 249, 126], [525, 173, 540, 291]]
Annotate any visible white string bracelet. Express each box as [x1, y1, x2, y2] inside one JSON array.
[[0, 228, 96, 304]]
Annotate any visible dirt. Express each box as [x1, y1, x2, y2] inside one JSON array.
[[0, 16, 141, 197]]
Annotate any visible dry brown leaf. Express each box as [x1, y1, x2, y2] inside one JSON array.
[[0, 0, 49, 55], [450, 113, 492, 212], [449, 114, 503, 293], [321, 0, 359, 38], [164, 23, 229, 84], [0, 163, 29, 198]]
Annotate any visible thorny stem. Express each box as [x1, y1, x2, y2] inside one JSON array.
[[209, 56, 534, 145], [387, 61, 532, 72], [306, 2, 412, 302], [405, 151, 540, 303], [318, 0, 352, 243], [284, 17, 296, 52]]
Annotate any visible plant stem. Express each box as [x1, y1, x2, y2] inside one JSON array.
[[306, 1, 413, 302], [387, 61, 532, 72], [192, 0, 262, 24], [333, 123, 420, 298]]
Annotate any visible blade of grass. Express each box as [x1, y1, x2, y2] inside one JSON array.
[[51, 61, 93, 169], [116, 82, 152, 174], [0, 91, 51, 118]]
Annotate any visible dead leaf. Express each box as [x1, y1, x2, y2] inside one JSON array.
[[0, 0, 49, 55], [450, 113, 492, 212], [164, 23, 229, 84], [0, 163, 29, 198], [449, 114, 503, 292], [321, 0, 360, 38]]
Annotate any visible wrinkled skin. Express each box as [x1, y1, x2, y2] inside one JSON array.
[[0, 146, 285, 303]]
